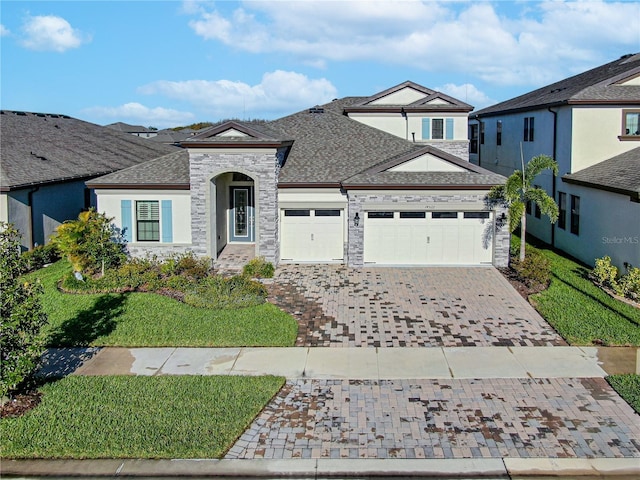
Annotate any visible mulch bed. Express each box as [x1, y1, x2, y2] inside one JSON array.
[[1, 390, 42, 418], [498, 267, 548, 300]]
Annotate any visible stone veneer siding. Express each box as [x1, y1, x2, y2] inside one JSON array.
[[347, 191, 509, 268], [189, 151, 279, 264], [421, 140, 469, 160], [126, 243, 194, 259]]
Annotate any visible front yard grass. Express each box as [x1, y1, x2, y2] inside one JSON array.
[[607, 374, 640, 414], [0, 375, 284, 459], [25, 260, 298, 347], [527, 245, 640, 346]]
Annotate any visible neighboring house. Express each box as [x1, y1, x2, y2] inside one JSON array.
[[106, 122, 158, 138], [469, 53, 640, 271], [88, 83, 509, 268], [0, 111, 178, 250]]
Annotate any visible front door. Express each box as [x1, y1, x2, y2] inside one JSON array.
[[229, 186, 255, 242]]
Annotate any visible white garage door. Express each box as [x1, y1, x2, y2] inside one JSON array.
[[364, 211, 493, 265], [280, 209, 344, 262]]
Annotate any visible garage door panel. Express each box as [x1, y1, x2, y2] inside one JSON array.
[[281, 209, 344, 262], [364, 210, 494, 265]]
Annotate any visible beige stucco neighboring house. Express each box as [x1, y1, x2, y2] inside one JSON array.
[[469, 53, 640, 271]]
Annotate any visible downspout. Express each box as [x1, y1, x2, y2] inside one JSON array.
[[27, 186, 40, 249], [547, 107, 558, 248], [401, 108, 408, 141]]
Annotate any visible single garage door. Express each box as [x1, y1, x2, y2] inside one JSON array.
[[280, 209, 344, 262], [364, 211, 493, 265]]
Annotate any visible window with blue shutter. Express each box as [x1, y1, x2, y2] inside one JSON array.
[[445, 118, 454, 139], [161, 200, 173, 243], [121, 200, 132, 242], [422, 118, 430, 140]]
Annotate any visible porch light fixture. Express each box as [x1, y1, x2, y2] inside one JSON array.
[[354, 212, 360, 227]]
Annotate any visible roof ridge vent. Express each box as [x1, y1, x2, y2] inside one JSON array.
[[309, 106, 324, 114]]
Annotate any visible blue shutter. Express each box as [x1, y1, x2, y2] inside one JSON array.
[[161, 200, 173, 243], [422, 118, 430, 140], [121, 200, 132, 242], [445, 118, 454, 140]]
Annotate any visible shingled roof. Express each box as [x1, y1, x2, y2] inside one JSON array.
[[474, 53, 640, 117], [1, 110, 178, 191], [562, 147, 640, 200]]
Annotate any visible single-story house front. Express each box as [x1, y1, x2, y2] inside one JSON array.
[[87, 83, 509, 267]]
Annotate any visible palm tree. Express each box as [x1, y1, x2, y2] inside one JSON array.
[[489, 154, 559, 262]]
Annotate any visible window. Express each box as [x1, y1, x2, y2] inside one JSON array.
[[480, 122, 485, 144], [496, 121, 502, 146], [399, 211, 426, 219], [464, 212, 490, 219], [623, 109, 640, 136], [524, 117, 534, 142], [558, 192, 566, 230], [432, 118, 444, 139], [570, 195, 580, 235], [284, 209, 310, 216], [432, 212, 458, 219], [314, 209, 340, 217], [526, 199, 532, 215], [470, 124, 478, 154], [368, 212, 394, 219], [136, 201, 160, 241]]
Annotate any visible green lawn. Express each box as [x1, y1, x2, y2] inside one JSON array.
[[0, 375, 284, 459], [608, 374, 640, 414], [527, 245, 640, 346], [26, 261, 298, 347]]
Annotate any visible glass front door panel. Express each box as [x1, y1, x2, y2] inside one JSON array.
[[234, 189, 248, 237]]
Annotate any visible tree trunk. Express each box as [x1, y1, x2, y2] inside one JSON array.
[[520, 211, 527, 262]]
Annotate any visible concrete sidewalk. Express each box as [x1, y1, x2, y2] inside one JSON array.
[[3, 457, 640, 478], [35, 345, 638, 380]]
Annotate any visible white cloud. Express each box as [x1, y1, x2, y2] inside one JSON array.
[[436, 83, 496, 110], [83, 103, 195, 129], [20, 15, 90, 52], [185, 1, 640, 87], [139, 70, 338, 119], [0, 24, 10, 36]]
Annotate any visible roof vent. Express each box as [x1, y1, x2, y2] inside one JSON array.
[[309, 106, 324, 114]]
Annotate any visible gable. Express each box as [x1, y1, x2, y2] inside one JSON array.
[[614, 72, 640, 86], [387, 153, 467, 173], [425, 98, 453, 105], [216, 128, 250, 137], [369, 87, 428, 105]]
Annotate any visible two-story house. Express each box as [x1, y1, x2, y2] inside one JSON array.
[[469, 53, 640, 271], [88, 82, 510, 268]]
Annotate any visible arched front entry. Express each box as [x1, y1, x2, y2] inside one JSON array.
[[209, 171, 256, 258]]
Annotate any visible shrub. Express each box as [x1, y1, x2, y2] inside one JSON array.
[[22, 243, 61, 272], [51, 209, 126, 275], [242, 256, 275, 278], [184, 275, 266, 310], [511, 248, 551, 289], [618, 266, 640, 299], [0, 223, 48, 397], [592, 256, 618, 289]]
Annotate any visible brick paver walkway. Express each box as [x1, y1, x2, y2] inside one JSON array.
[[268, 265, 565, 347], [226, 378, 640, 460]]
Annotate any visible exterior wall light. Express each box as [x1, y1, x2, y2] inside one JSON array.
[[354, 212, 360, 227]]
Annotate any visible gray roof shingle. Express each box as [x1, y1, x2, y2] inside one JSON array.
[[86, 150, 190, 188], [562, 147, 640, 199], [1, 111, 178, 191], [474, 53, 640, 117]]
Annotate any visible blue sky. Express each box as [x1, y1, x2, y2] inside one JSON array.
[[2, 1, 639, 128]]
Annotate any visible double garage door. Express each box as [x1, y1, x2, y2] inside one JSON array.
[[364, 211, 493, 265], [280, 209, 344, 262]]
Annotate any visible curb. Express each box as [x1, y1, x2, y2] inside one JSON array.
[[2, 457, 639, 477]]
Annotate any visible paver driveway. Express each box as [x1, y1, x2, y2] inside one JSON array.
[[267, 265, 565, 347]]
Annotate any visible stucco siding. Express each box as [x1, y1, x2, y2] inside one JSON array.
[[571, 106, 640, 172], [96, 189, 192, 249], [555, 184, 640, 272]]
